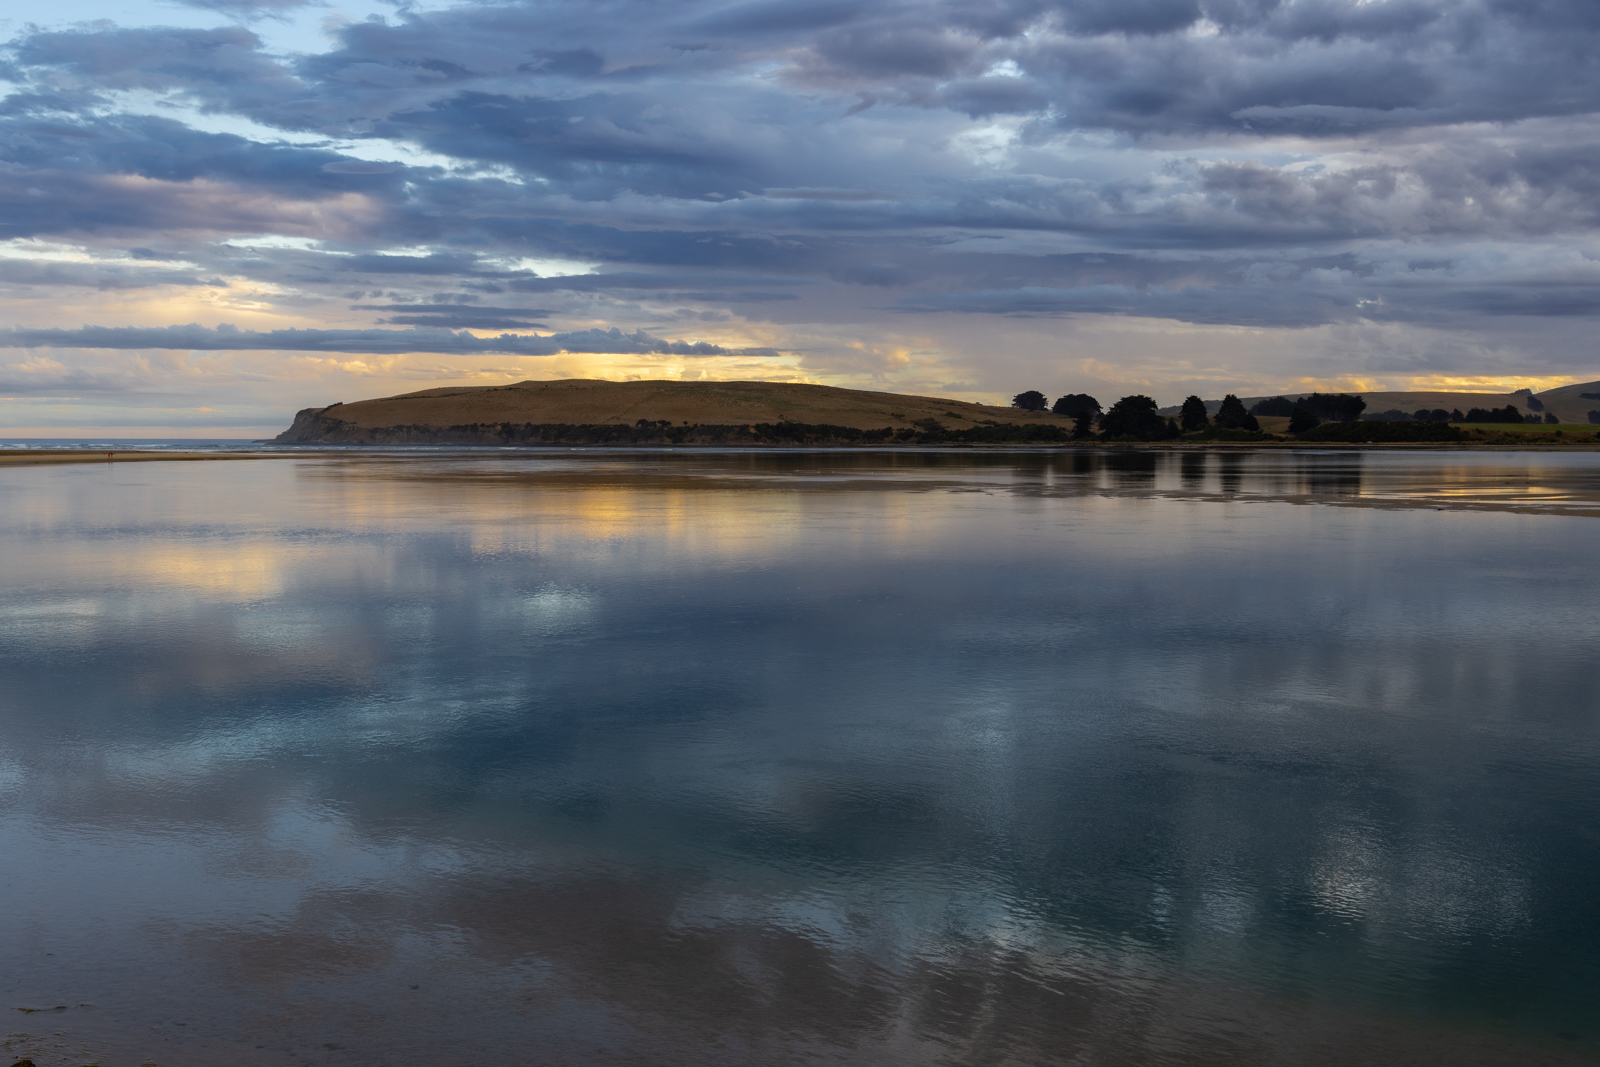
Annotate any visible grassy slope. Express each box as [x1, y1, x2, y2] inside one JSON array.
[[1454, 422, 1600, 435], [1532, 381, 1600, 424], [1238, 380, 1600, 425], [300, 379, 1076, 433]]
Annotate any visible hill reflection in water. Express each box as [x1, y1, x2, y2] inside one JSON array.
[[0, 450, 1596, 1066]]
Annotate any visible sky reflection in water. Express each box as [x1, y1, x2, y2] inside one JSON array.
[[1, 449, 1597, 1066]]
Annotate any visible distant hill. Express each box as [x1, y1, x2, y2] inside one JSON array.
[[1532, 381, 1600, 424], [275, 379, 1075, 444], [1161, 381, 1600, 424]]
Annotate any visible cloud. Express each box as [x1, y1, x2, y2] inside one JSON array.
[[4, 0, 1600, 431], [0, 323, 736, 356], [349, 303, 555, 329], [172, 0, 319, 16]]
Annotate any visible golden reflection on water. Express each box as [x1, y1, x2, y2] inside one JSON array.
[[5, 451, 1599, 616], [294, 457, 935, 562], [287, 450, 1600, 518], [1, 450, 1599, 1067], [109, 542, 292, 598]]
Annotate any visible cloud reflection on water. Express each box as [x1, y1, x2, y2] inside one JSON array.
[[0, 451, 1596, 1066]]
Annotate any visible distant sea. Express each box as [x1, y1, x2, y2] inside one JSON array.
[[0, 437, 266, 450]]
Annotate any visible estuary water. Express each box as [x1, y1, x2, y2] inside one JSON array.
[[1, 449, 1597, 1067]]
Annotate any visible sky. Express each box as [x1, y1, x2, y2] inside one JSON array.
[[3, 0, 1600, 435]]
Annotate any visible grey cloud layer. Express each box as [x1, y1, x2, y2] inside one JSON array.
[[0, 324, 749, 356], [4, 0, 1600, 373]]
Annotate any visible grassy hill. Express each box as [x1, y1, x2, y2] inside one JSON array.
[[275, 379, 1075, 444], [1530, 381, 1600, 424], [274, 376, 1600, 446]]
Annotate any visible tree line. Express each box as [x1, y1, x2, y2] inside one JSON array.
[[1012, 389, 1375, 440], [1017, 387, 1592, 439], [1014, 390, 1181, 440]]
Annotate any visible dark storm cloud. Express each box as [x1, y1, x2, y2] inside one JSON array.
[[0, 324, 736, 356]]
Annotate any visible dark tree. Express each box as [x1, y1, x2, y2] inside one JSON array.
[[1465, 405, 1526, 423], [1214, 394, 1260, 431], [1099, 395, 1176, 440], [1589, 410, 1600, 424], [1012, 390, 1048, 411], [1289, 402, 1320, 434], [1179, 395, 1210, 432], [1451, 409, 1464, 422], [1545, 412, 1559, 424], [1302, 392, 1367, 422], [1250, 396, 1296, 417], [1052, 393, 1102, 417], [1072, 411, 1096, 439]]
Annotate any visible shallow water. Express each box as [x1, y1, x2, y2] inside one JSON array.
[[1, 449, 1597, 1067]]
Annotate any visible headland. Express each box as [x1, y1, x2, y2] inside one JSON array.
[[272, 377, 1600, 449]]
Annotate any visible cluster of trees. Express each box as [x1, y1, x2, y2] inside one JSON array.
[[1011, 385, 1591, 440], [1249, 393, 1368, 421], [1245, 392, 1578, 427], [1363, 408, 1462, 422], [1014, 391, 1178, 440], [1015, 389, 1304, 439], [1327, 404, 1566, 425], [1472, 404, 1561, 425], [1099, 396, 1180, 439], [1464, 405, 1534, 423]]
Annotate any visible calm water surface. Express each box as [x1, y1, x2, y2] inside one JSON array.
[[1, 449, 1597, 1066]]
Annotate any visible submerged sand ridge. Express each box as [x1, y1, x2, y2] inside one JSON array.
[[274, 378, 1076, 444]]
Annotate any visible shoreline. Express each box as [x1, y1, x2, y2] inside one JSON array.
[[6, 438, 1600, 467]]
